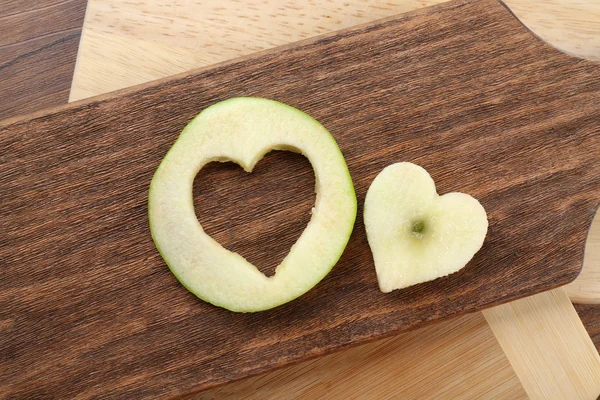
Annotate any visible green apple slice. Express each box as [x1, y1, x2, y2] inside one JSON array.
[[364, 162, 488, 293], [149, 97, 357, 312]]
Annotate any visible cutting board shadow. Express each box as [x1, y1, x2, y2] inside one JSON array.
[[1, 0, 599, 398]]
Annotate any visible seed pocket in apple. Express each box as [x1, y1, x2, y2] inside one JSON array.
[[149, 97, 357, 312], [364, 162, 488, 293]]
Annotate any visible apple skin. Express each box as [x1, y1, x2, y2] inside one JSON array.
[[149, 97, 357, 312], [364, 162, 488, 293]]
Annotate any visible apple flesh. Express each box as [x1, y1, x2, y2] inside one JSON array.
[[364, 162, 488, 293], [149, 97, 357, 312]]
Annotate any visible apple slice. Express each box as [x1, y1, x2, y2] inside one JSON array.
[[149, 97, 357, 312], [364, 162, 488, 293]]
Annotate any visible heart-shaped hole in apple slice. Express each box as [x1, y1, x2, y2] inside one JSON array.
[[364, 162, 488, 293], [193, 150, 315, 278]]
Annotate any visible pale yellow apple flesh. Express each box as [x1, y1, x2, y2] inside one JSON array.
[[364, 162, 488, 293], [149, 97, 357, 312]]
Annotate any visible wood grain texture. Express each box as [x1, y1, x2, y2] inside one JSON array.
[[194, 312, 526, 399], [196, 293, 600, 400], [0, 0, 87, 119], [576, 303, 600, 351], [70, 0, 600, 101], [195, 298, 600, 400], [0, 0, 79, 15], [1, 0, 600, 398], [483, 289, 600, 399]]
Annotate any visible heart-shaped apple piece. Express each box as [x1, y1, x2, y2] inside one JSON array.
[[149, 98, 357, 312], [364, 162, 488, 293]]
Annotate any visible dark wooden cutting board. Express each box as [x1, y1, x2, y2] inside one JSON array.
[[1, 0, 599, 397]]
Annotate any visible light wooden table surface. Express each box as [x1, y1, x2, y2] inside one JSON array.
[[70, 0, 600, 398]]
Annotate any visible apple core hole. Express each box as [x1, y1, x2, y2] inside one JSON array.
[[412, 221, 425, 234], [411, 220, 426, 239], [193, 150, 316, 278]]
